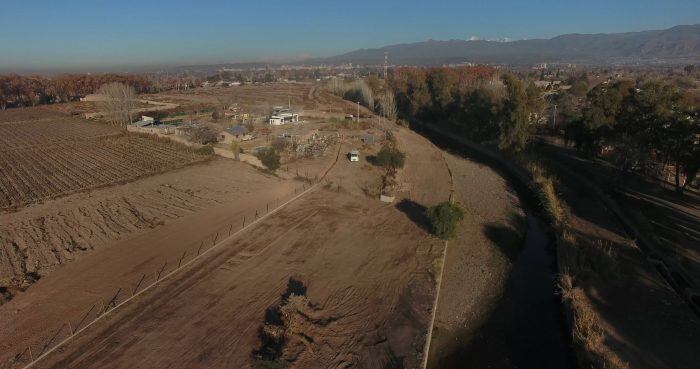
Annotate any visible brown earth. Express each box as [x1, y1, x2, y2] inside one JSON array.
[[0, 121, 463, 369], [0, 158, 295, 288], [0, 85, 534, 369], [427, 152, 524, 367], [31, 189, 442, 369]]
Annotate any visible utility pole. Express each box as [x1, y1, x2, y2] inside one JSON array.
[[357, 101, 360, 123], [384, 52, 388, 81], [552, 104, 557, 130]]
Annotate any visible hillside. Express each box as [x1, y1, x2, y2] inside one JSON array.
[[324, 24, 700, 66]]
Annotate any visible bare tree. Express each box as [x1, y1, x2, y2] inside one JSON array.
[[380, 90, 397, 120], [97, 82, 137, 127], [218, 93, 235, 110]]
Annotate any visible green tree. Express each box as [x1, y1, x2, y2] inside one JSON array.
[[426, 202, 464, 239], [256, 147, 281, 172], [427, 68, 456, 115], [459, 86, 503, 142], [375, 145, 405, 169], [499, 74, 532, 152], [230, 140, 240, 161]]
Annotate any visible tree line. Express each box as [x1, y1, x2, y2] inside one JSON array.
[[389, 66, 543, 152], [562, 78, 699, 193], [387, 66, 699, 193], [0, 74, 152, 109]]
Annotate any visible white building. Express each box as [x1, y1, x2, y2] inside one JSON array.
[[269, 106, 299, 125]]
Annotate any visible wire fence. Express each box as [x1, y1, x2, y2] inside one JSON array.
[[9, 179, 318, 369]]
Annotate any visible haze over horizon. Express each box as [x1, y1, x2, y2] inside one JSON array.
[[1, 0, 700, 73]]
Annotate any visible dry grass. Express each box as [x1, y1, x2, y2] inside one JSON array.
[[522, 157, 629, 369]]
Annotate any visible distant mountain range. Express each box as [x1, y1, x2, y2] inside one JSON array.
[[321, 24, 700, 66]]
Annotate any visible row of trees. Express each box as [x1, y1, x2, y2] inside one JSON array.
[[389, 66, 542, 151], [562, 79, 699, 193], [387, 66, 699, 193], [0, 74, 152, 109]]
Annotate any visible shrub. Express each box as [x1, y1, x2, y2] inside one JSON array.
[[230, 141, 240, 160], [251, 358, 287, 369], [271, 137, 288, 152], [196, 144, 214, 156], [256, 147, 281, 172], [190, 126, 218, 144], [212, 109, 224, 121], [426, 202, 464, 239], [375, 146, 405, 169]]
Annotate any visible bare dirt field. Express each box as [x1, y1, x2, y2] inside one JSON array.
[[0, 121, 459, 369], [145, 83, 318, 112], [0, 84, 531, 369], [30, 188, 442, 369], [0, 157, 295, 290]]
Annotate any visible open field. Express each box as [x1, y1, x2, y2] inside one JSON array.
[[145, 83, 318, 112], [0, 84, 538, 369], [0, 117, 458, 368], [23, 188, 441, 369], [0, 108, 207, 211]]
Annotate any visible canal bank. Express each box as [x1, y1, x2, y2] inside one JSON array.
[[414, 122, 576, 369]]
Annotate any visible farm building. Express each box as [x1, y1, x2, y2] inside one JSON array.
[[269, 106, 299, 125], [219, 125, 251, 143]]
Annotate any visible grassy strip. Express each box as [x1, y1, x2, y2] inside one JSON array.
[[521, 158, 630, 369]]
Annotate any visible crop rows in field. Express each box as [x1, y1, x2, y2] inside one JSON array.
[[0, 117, 121, 149], [0, 135, 205, 210]]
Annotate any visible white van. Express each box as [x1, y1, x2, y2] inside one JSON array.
[[349, 150, 360, 162]]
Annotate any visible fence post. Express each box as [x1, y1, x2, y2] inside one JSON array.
[[73, 304, 96, 333], [228, 224, 233, 236], [132, 274, 146, 296], [107, 288, 122, 308], [213, 232, 218, 245], [197, 241, 204, 256], [178, 250, 187, 268], [243, 216, 246, 227], [157, 262, 167, 281], [39, 323, 66, 355], [255, 210, 258, 219]]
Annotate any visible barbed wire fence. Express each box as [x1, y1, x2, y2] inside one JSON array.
[[9, 179, 318, 369]]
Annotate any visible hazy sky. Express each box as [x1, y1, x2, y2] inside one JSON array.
[[1, 0, 699, 72]]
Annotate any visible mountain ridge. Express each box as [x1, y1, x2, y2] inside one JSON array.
[[322, 24, 700, 66]]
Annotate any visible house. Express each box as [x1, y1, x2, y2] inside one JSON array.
[[219, 125, 250, 143], [269, 106, 299, 125]]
